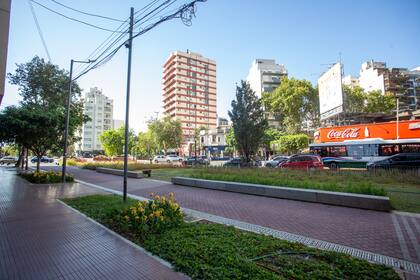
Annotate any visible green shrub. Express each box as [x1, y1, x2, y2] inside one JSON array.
[[79, 161, 178, 171], [19, 171, 74, 184], [108, 193, 183, 241]]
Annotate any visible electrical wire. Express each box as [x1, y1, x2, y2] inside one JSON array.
[[30, 0, 127, 33], [73, 0, 162, 76], [28, 0, 52, 62], [49, 0, 125, 22], [73, 0, 206, 81]]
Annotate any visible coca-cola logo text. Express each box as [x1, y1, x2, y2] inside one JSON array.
[[327, 128, 360, 139]]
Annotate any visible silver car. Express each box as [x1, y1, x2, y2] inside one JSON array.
[[265, 156, 289, 168], [0, 156, 18, 165]]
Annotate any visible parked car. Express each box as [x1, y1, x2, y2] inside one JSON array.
[[367, 153, 420, 171], [153, 155, 167, 163], [182, 156, 208, 166], [278, 154, 324, 170], [223, 157, 259, 167], [265, 156, 289, 168], [166, 155, 184, 163], [30, 156, 54, 163], [0, 156, 18, 165]]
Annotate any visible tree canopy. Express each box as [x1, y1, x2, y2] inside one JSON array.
[[148, 116, 182, 154], [1, 56, 87, 171], [99, 126, 135, 157], [262, 77, 319, 134], [271, 134, 309, 155], [228, 80, 268, 162]]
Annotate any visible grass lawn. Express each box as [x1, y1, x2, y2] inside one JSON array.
[[62, 195, 399, 280], [150, 168, 420, 213]]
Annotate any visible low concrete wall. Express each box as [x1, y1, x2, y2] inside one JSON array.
[[96, 167, 143, 179], [171, 177, 392, 212]]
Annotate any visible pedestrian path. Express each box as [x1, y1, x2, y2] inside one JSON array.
[[0, 167, 188, 280]]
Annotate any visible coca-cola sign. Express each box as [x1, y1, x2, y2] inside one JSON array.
[[327, 128, 360, 139]]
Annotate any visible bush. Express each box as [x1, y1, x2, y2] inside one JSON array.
[[108, 193, 183, 241], [19, 171, 74, 184]]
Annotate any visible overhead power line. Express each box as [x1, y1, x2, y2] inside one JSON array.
[[28, 0, 52, 62], [49, 0, 125, 22], [73, 0, 206, 81], [30, 0, 127, 33]]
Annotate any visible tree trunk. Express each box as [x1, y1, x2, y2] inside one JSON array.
[[36, 156, 40, 172], [15, 147, 24, 168], [25, 148, 28, 170]]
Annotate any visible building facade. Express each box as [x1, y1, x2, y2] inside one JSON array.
[[200, 117, 231, 158], [359, 60, 420, 111], [246, 59, 288, 98], [80, 88, 113, 152], [162, 50, 217, 154], [112, 119, 124, 130], [0, 0, 11, 105]]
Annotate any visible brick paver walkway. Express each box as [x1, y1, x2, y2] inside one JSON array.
[[0, 167, 188, 280], [43, 165, 420, 267]]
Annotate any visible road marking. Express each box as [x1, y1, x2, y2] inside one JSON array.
[[401, 216, 420, 261], [391, 214, 412, 261], [73, 178, 420, 275]]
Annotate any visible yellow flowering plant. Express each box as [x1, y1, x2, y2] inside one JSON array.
[[115, 193, 183, 239]]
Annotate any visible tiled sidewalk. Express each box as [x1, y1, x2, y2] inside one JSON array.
[[0, 167, 188, 280]]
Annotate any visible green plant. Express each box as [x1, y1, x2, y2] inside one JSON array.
[[19, 171, 74, 184], [109, 193, 183, 241], [63, 195, 400, 280]]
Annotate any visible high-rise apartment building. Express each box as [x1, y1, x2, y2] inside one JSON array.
[[162, 50, 217, 152], [80, 87, 113, 152], [246, 59, 288, 98]]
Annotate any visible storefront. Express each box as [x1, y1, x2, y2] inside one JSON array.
[[314, 120, 420, 143]]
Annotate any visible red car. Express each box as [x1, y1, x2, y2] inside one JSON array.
[[278, 154, 324, 170]]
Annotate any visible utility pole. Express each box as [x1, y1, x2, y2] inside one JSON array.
[[62, 59, 74, 183], [396, 97, 400, 139], [62, 59, 93, 183], [123, 7, 134, 202]]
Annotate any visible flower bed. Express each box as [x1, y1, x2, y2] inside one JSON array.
[[62, 194, 399, 280], [19, 171, 74, 184]]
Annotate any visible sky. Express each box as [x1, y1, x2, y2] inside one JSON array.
[[3, 0, 420, 133]]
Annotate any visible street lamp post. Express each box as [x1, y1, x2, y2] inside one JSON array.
[[396, 96, 400, 139], [62, 59, 94, 183]]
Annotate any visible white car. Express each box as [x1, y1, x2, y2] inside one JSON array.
[[153, 155, 167, 163], [0, 156, 18, 165], [165, 155, 183, 163]]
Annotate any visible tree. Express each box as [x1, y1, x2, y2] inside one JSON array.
[[149, 116, 182, 154], [271, 134, 309, 155], [343, 86, 366, 113], [137, 130, 157, 159], [224, 128, 237, 156], [99, 126, 135, 157], [228, 80, 268, 162], [5, 56, 87, 169], [0, 105, 66, 171], [365, 91, 396, 114], [262, 77, 318, 134]]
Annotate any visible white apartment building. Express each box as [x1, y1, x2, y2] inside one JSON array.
[[246, 59, 288, 98], [200, 117, 231, 158], [113, 119, 124, 130], [342, 75, 359, 88], [358, 60, 420, 110], [80, 87, 113, 152], [359, 60, 387, 93]]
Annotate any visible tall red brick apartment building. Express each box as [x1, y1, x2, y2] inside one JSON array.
[[162, 50, 217, 155]]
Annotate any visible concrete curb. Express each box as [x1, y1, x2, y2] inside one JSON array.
[[96, 167, 144, 178], [171, 177, 392, 212]]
